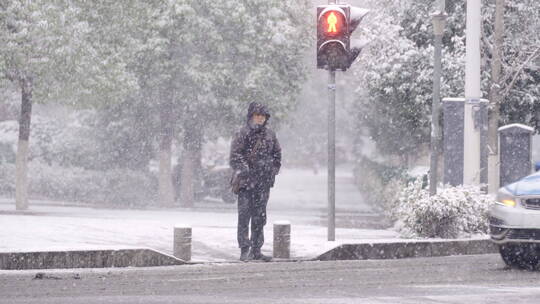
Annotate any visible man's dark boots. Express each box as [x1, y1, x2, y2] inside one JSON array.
[[250, 247, 272, 262], [239, 247, 250, 261]]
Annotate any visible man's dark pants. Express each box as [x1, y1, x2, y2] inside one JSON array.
[[237, 185, 270, 250]]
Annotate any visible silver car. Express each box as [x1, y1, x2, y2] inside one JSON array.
[[490, 170, 540, 269]]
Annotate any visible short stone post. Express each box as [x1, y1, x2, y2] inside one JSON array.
[[174, 226, 192, 262], [499, 124, 534, 186], [273, 221, 291, 259]]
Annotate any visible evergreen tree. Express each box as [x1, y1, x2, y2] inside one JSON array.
[[351, 0, 539, 166], [126, 0, 310, 206], [0, 1, 134, 209]]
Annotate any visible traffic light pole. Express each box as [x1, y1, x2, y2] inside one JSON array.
[[318, 0, 367, 242], [328, 69, 336, 242]]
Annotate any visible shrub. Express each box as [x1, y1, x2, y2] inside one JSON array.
[[353, 156, 408, 213], [0, 121, 18, 164], [29, 162, 98, 202], [0, 115, 99, 168], [87, 168, 158, 207], [0, 162, 157, 207], [0, 142, 15, 164], [0, 112, 149, 171], [0, 163, 15, 195], [391, 178, 495, 238]]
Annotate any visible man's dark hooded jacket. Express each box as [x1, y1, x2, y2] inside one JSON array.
[[230, 102, 281, 190]]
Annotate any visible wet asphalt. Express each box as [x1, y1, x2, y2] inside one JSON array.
[[2, 254, 540, 304]]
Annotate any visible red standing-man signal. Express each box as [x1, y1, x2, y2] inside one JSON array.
[[317, 5, 369, 71], [327, 12, 338, 33]]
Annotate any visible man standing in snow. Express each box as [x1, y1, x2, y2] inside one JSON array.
[[230, 102, 281, 261]]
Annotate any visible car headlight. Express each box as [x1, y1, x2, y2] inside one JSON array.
[[496, 189, 517, 208], [500, 199, 516, 207]]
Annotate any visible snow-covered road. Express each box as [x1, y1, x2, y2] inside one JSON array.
[[2, 255, 539, 304]]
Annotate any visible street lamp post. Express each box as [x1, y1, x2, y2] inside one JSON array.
[[429, 10, 447, 196]]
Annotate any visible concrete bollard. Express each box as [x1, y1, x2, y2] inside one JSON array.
[[273, 221, 291, 259], [173, 226, 192, 262]]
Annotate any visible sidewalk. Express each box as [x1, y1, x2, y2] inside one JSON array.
[[0, 167, 398, 262], [0, 167, 496, 266], [0, 199, 400, 262]]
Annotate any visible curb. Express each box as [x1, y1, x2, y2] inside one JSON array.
[[0, 248, 185, 270], [0, 239, 500, 270], [315, 238, 498, 261]]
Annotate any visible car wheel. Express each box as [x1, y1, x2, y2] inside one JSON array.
[[499, 244, 539, 270], [221, 190, 236, 204]]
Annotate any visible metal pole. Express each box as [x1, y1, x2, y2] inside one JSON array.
[[464, 0, 482, 186], [437, 0, 446, 12], [429, 12, 445, 196], [328, 70, 336, 241], [487, 0, 504, 194]]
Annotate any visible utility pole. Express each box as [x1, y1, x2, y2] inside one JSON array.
[[429, 1, 446, 196], [464, 0, 483, 186], [488, 0, 504, 193]]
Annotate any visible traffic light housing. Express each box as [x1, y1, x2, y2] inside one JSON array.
[[317, 5, 369, 71]]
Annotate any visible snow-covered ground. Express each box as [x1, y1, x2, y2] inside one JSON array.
[[270, 166, 374, 213], [0, 168, 398, 262]]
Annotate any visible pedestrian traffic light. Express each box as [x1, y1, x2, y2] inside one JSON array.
[[348, 6, 370, 67], [317, 5, 348, 71], [317, 5, 369, 71]]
